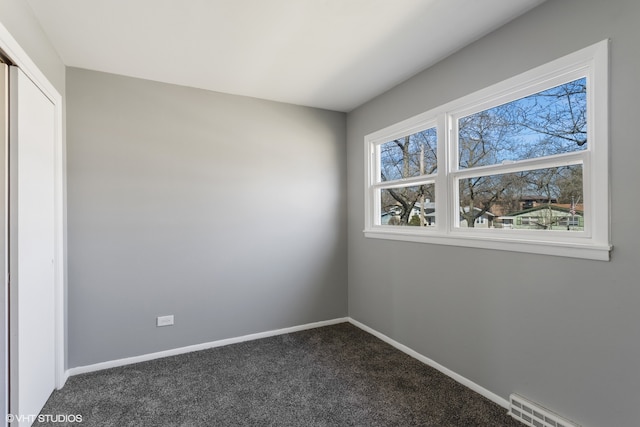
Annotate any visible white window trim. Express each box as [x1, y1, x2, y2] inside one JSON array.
[[364, 40, 611, 261]]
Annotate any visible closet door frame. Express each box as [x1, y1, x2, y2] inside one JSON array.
[[0, 20, 66, 399]]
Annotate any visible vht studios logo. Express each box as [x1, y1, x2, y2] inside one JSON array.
[[6, 413, 83, 423]]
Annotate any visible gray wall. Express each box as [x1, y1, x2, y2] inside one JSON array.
[[66, 68, 347, 367], [347, 1, 640, 427]]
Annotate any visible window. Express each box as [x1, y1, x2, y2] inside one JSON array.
[[377, 126, 438, 227], [364, 40, 610, 261]]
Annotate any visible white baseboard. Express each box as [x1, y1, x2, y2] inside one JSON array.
[[347, 318, 509, 409], [66, 317, 349, 377], [57, 369, 70, 390], [65, 316, 509, 411]]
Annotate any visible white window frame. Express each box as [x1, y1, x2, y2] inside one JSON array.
[[364, 40, 610, 261]]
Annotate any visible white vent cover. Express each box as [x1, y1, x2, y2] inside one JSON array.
[[509, 394, 580, 427]]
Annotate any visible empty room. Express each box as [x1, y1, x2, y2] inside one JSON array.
[[1, 0, 639, 426]]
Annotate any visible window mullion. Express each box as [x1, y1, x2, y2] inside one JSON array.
[[373, 175, 436, 190], [451, 152, 587, 181], [437, 113, 451, 233]]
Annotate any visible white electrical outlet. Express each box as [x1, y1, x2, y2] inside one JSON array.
[[156, 315, 174, 327]]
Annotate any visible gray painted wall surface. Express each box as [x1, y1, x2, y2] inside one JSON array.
[[347, 1, 640, 427], [66, 68, 347, 367]]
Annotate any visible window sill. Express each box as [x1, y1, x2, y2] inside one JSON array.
[[363, 228, 611, 261]]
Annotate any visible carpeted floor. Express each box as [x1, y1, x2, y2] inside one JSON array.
[[35, 323, 522, 426]]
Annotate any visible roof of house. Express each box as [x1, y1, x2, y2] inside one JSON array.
[[461, 206, 495, 217], [519, 195, 558, 202], [504, 204, 583, 217]]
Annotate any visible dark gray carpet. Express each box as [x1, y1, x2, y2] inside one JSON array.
[[36, 323, 521, 426]]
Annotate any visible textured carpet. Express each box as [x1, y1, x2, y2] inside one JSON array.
[[35, 323, 522, 426]]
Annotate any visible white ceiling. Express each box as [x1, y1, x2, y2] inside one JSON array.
[[27, 0, 545, 112]]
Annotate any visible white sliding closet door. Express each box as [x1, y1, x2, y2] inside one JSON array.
[[8, 66, 56, 426], [0, 62, 8, 427]]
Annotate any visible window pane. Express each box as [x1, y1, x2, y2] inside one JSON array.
[[380, 127, 437, 181], [459, 78, 587, 169], [381, 184, 436, 226], [458, 165, 583, 231]]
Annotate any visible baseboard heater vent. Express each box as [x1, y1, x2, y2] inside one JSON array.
[[509, 394, 580, 427]]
